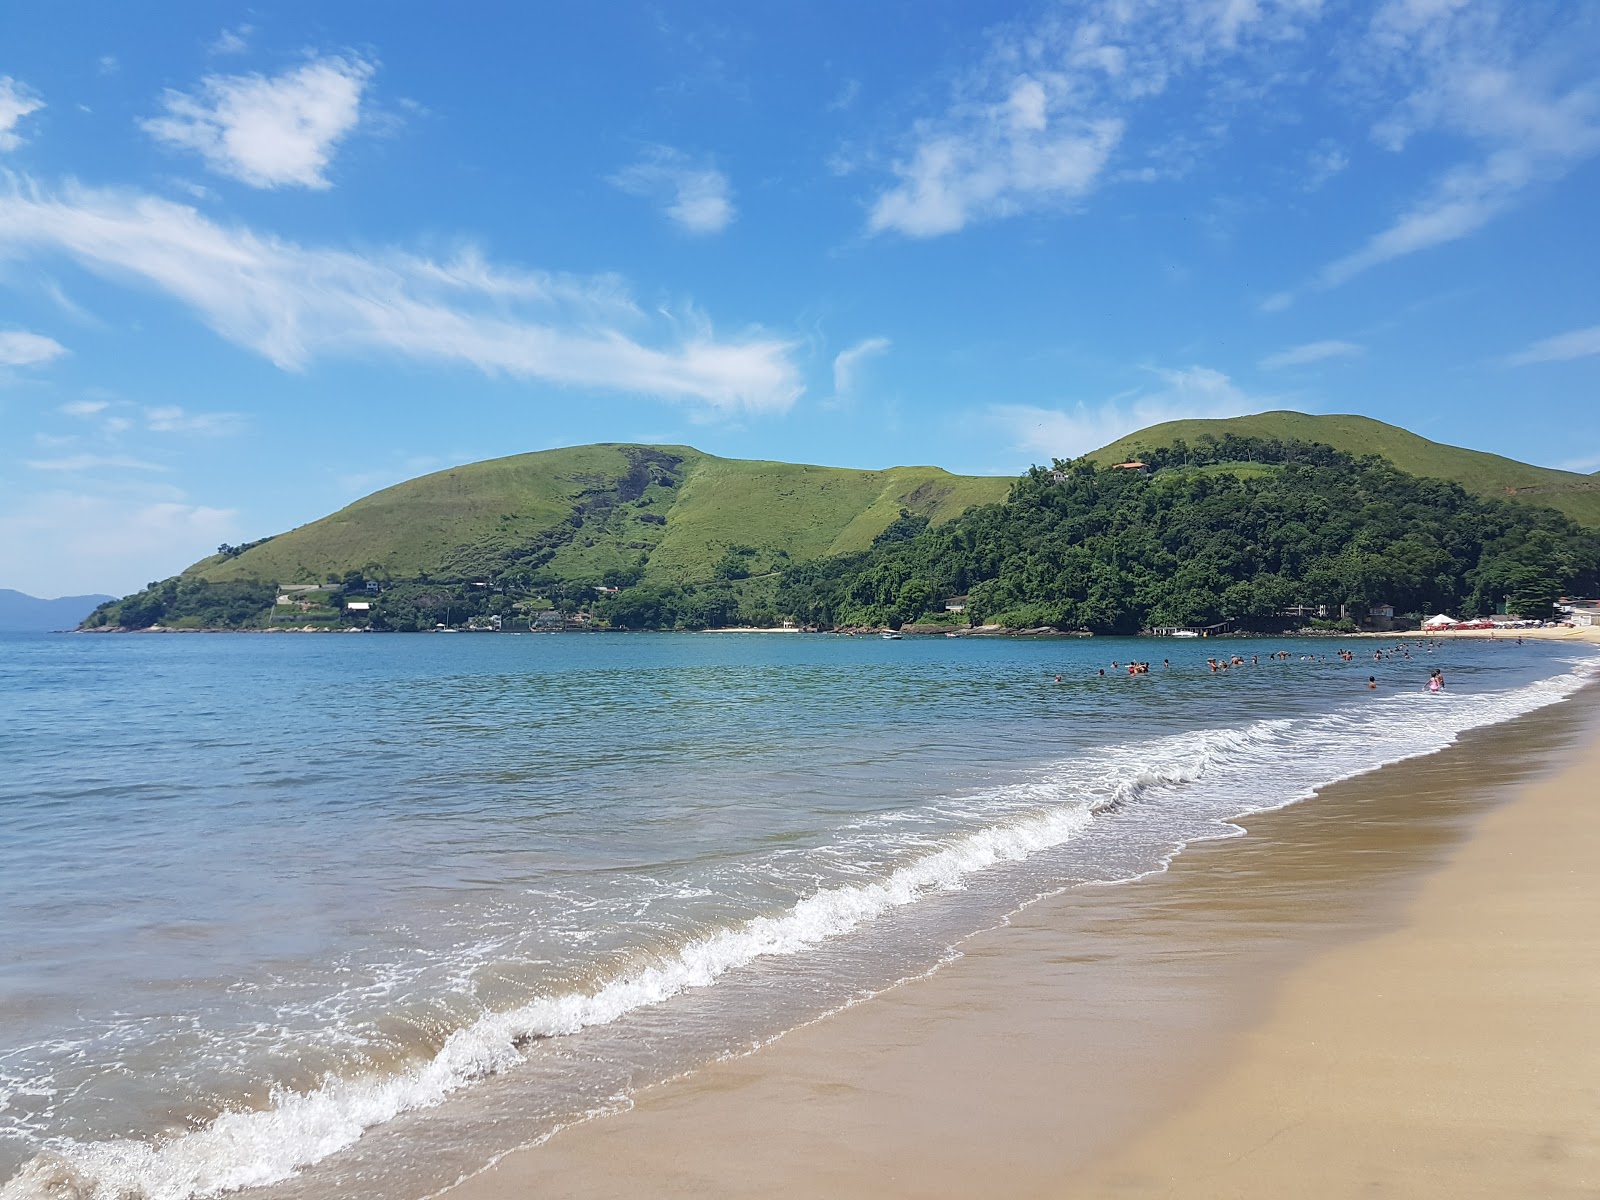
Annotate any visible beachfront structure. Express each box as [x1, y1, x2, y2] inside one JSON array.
[[1566, 602, 1600, 628]]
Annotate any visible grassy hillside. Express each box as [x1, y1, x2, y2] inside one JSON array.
[[1090, 411, 1600, 527], [190, 444, 1012, 588]]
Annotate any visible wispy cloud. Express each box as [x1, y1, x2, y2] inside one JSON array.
[[1259, 339, 1362, 370], [865, 3, 1326, 237], [992, 366, 1267, 460], [1505, 323, 1600, 366], [1279, 2, 1600, 302], [831, 335, 891, 396], [25, 454, 168, 472], [143, 405, 247, 435], [141, 56, 373, 189], [0, 489, 238, 597], [60, 399, 108, 417], [1304, 140, 1350, 190], [0, 77, 44, 152], [0, 180, 801, 415], [1555, 451, 1600, 473], [209, 25, 253, 56], [828, 78, 861, 113], [0, 330, 66, 367], [610, 147, 736, 235]]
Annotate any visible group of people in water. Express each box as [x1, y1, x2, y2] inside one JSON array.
[[1059, 636, 1504, 692]]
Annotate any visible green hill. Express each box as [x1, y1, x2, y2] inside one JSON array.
[[1089, 411, 1600, 528], [188, 443, 1011, 589]]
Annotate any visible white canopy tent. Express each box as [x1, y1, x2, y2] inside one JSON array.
[[1422, 614, 1460, 629]]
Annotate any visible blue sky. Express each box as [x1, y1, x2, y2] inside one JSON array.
[[2, 1, 1598, 596]]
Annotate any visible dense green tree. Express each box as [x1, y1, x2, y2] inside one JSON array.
[[773, 438, 1600, 633]]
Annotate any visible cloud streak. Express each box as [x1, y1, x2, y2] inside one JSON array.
[[866, 2, 1327, 237], [0, 77, 44, 152], [141, 56, 373, 189], [1274, 1, 1600, 303], [610, 147, 736, 235], [832, 336, 890, 396], [0, 330, 66, 367], [0, 180, 801, 414], [1259, 339, 1362, 369], [1505, 323, 1600, 366], [25, 454, 168, 472]]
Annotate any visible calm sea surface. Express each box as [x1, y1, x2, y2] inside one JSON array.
[[1, 630, 1594, 1200]]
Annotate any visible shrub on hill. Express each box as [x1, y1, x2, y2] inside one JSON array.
[[82, 579, 281, 630]]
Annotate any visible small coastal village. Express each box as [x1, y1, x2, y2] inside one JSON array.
[[212, 575, 1600, 637]]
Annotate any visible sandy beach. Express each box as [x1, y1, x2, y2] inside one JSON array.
[[440, 659, 1600, 1200]]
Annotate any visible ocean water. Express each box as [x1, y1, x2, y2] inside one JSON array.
[[1, 630, 1594, 1200]]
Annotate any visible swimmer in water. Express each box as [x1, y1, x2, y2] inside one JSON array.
[[1368, 676, 1377, 689]]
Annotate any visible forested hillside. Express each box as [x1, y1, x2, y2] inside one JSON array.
[[774, 435, 1600, 633], [1091, 411, 1600, 528]]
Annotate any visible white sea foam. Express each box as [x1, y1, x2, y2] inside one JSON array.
[[5, 656, 1595, 1200]]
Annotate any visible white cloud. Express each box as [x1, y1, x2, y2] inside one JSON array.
[[1305, 141, 1349, 190], [832, 336, 891, 396], [1505, 323, 1600, 367], [25, 454, 168, 472], [0, 489, 238, 597], [992, 366, 1266, 460], [610, 147, 736, 235], [866, 2, 1327, 237], [1311, 2, 1600, 289], [141, 56, 373, 189], [0, 330, 66, 366], [143, 405, 247, 435], [1259, 339, 1362, 369], [0, 77, 44, 152], [1555, 452, 1600, 473], [828, 79, 861, 113], [209, 25, 253, 56], [60, 399, 108, 417], [0, 180, 801, 415]]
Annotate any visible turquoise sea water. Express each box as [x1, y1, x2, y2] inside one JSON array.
[[0, 630, 1593, 1200]]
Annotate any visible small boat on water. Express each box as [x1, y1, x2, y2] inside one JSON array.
[[1171, 629, 1199, 638], [881, 631, 903, 640]]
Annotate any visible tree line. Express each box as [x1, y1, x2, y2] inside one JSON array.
[[773, 437, 1600, 632]]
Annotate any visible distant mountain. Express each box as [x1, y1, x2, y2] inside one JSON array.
[[1090, 411, 1600, 528], [0, 590, 117, 632]]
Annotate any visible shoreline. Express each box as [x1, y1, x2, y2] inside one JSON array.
[[63, 624, 1600, 642], [434, 671, 1600, 1199], [1071, 689, 1600, 1198]]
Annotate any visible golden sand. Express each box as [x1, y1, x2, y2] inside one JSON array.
[[437, 682, 1600, 1199]]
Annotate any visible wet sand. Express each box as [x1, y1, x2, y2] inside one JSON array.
[[441, 684, 1600, 1200]]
